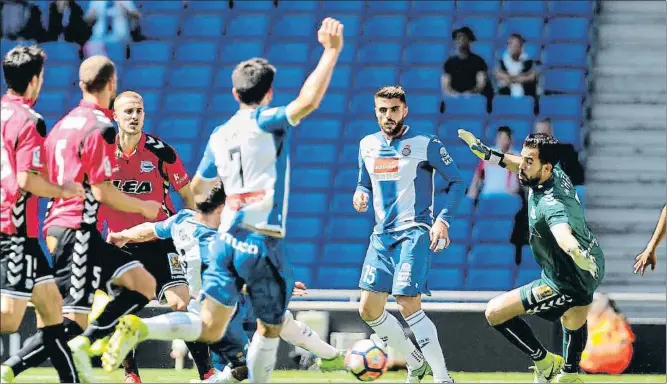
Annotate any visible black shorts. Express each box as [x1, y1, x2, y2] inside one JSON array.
[[123, 239, 187, 303], [0, 234, 54, 300], [47, 227, 142, 314]]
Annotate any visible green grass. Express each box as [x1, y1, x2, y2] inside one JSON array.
[[12, 368, 665, 383]]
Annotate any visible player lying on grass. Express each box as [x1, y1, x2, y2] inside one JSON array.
[[634, 204, 665, 275], [102, 183, 345, 382], [459, 130, 604, 383]]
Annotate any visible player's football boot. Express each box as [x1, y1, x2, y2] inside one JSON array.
[[405, 361, 432, 383], [530, 353, 565, 383], [102, 315, 148, 373], [553, 372, 584, 383], [0, 365, 14, 383], [88, 335, 110, 356], [67, 336, 95, 383], [191, 366, 242, 383], [316, 350, 346, 372], [124, 372, 142, 383]]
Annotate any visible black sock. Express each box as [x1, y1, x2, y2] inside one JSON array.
[[493, 317, 548, 361], [4, 331, 48, 376], [563, 322, 587, 373], [42, 323, 80, 383], [82, 289, 148, 342], [122, 349, 140, 377], [186, 342, 213, 379], [63, 318, 84, 339]]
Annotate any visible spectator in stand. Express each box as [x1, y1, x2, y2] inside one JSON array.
[[46, 0, 94, 46], [441, 26, 494, 102], [85, 0, 141, 43], [534, 117, 585, 185], [467, 126, 520, 199], [0, 0, 47, 42], [495, 33, 538, 98]]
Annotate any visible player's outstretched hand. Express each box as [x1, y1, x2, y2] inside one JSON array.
[[571, 247, 599, 280], [634, 247, 657, 276], [353, 190, 369, 213], [293, 281, 308, 296], [62, 181, 85, 198], [107, 232, 130, 248], [458, 129, 492, 161], [429, 218, 450, 252], [141, 201, 161, 220], [318, 17, 344, 51]]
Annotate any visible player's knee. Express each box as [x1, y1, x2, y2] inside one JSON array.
[[395, 295, 421, 318], [0, 309, 22, 333], [31, 284, 63, 323], [167, 297, 188, 312], [123, 267, 157, 300], [358, 302, 383, 323], [485, 299, 506, 326]]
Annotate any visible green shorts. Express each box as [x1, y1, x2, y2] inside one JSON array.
[[519, 278, 594, 322]]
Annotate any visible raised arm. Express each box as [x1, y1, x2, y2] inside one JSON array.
[[458, 129, 521, 173]]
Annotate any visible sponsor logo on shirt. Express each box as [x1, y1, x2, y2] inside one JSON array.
[[140, 160, 155, 173], [373, 157, 400, 181], [221, 232, 259, 255], [440, 147, 453, 165], [174, 173, 181, 181], [401, 145, 411, 156], [32, 148, 42, 168], [112, 179, 152, 194]]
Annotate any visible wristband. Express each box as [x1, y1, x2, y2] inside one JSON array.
[[486, 147, 507, 169]]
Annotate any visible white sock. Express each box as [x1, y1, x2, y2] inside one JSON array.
[[405, 310, 452, 382], [246, 332, 280, 383], [279, 310, 337, 359], [365, 310, 425, 369], [142, 312, 202, 341]]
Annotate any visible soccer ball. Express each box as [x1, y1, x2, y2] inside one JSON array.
[[344, 339, 388, 381]]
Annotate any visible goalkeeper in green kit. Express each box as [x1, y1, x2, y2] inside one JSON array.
[[459, 130, 604, 383]]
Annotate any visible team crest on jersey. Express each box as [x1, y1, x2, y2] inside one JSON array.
[[168, 252, 184, 275], [401, 145, 411, 156], [140, 160, 155, 173], [532, 285, 555, 303]]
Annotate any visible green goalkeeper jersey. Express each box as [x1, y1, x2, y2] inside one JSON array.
[[527, 165, 605, 297]]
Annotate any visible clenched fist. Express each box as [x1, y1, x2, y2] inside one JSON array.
[[318, 17, 344, 51]]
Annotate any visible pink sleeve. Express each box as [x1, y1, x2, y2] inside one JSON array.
[[165, 154, 190, 191], [82, 130, 116, 185], [15, 120, 45, 174]]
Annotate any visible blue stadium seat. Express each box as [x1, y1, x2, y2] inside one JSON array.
[[340, 144, 361, 166], [406, 94, 440, 115], [443, 95, 487, 117], [469, 244, 515, 267], [472, 42, 494, 66], [312, 42, 357, 64], [502, 0, 547, 16], [449, 221, 471, 245], [290, 193, 329, 215], [515, 269, 541, 287], [0, 39, 19, 59], [209, 92, 238, 114], [130, 42, 172, 62], [428, 268, 465, 290], [354, 67, 398, 90], [548, 1, 595, 18], [36, 91, 68, 114], [292, 168, 332, 191], [287, 217, 324, 240], [169, 142, 195, 165], [403, 43, 448, 65], [293, 267, 314, 286], [213, 66, 234, 89], [552, 120, 581, 147], [544, 18, 590, 42], [447, 145, 480, 169], [40, 42, 79, 62], [272, 14, 316, 38], [143, 14, 179, 38], [334, 168, 359, 190], [476, 194, 523, 218], [175, 41, 217, 62], [168, 66, 212, 89], [294, 144, 337, 164], [138, 1, 183, 12], [438, 120, 485, 142], [400, 69, 442, 91], [345, 119, 378, 142], [156, 118, 200, 140], [321, 1, 364, 12], [318, 92, 347, 114], [491, 96, 534, 117], [498, 17, 544, 42], [357, 42, 402, 64], [105, 43, 126, 63], [272, 66, 306, 90], [322, 243, 366, 265], [539, 95, 582, 119], [287, 242, 317, 264], [315, 268, 359, 289], [465, 268, 514, 290], [411, 119, 437, 136], [326, 217, 372, 241], [185, 0, 228, 11], [124, 66, 166, 88], [181, 14, 225, 37], [457, 196, 475, 217], [407, 16, 453, 39], [453, 17, 498, 40], [330, 65, 352, 89], [277, 0, 317, 11], [44, 65, 76, 88], [226, 14, 269, 37], [411, 1, 454, 13], [521, 245, 540, 270], [319, 15, 361, 40], [432, 244, 468, 267], [266, 42, 309, 64], [220, 40, 264, 63], [543, 43, 588, 68], [330, 193, 359, 216], [271, 91, 297, 110], [457, 0, 501, 14], [486, 120, 532, 142], [296, 119, 342, 142], [163, 93, 205, 114], [367, 0, 408, 13], [135, 91, 160, 114], [543, 69, 586, 94], [361, 16, 407, 40], [472, 219, 515, 242], [231, 1, 274, 11]]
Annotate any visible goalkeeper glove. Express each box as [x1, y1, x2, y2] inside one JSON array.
[[458, 129, 507, 168], [568, 247, 599, 280]]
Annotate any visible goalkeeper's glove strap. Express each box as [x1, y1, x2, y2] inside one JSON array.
[[485, 147, 507, 169]]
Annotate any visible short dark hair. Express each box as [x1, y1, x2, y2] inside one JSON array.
[[196, 182, 226, 214], [509, 33, 525, 43], [497, 125, 513, 139], [523, 133, 560, 165], [2, 45, 46, 94], [79, 55, 116, 93], [374, 85, 407, 104], [232, 58, 276, 105]]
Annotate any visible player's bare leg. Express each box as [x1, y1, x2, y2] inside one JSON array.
[[246, 320, 282, 383], [278, 310, 344, 371], [486, 289, 564, 383], [0, 296, 28, 334], [396, 295, 453, 383], [553, 306, 590, 383], [359, 290, 431, 383]]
